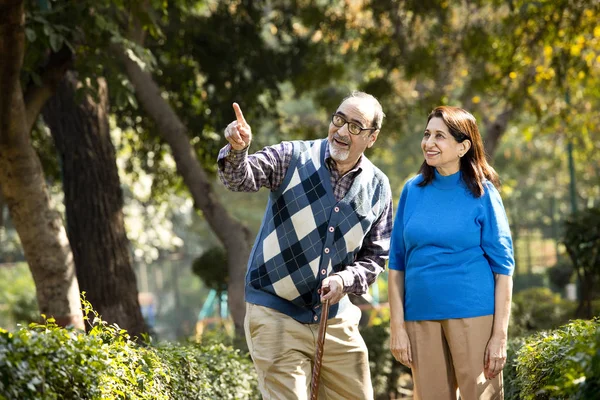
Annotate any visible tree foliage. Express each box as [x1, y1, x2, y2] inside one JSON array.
[[4, 0, 599, 338], [192, 246, 228, 294]]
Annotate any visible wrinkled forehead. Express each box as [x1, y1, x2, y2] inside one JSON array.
[[336, 97, 376, 126]]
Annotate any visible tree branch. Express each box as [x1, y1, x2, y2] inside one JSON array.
[[113, 38, 252, 334], [23, 46, 73, 133], [112, 43, 250, 246], [482, 67, 536, 158]]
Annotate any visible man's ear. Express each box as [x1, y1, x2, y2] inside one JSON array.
[[367, 130, 380, 148]]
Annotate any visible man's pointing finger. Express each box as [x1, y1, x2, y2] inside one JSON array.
[[232, 102, 247, 125]]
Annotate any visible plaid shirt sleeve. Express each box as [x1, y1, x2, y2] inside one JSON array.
[[334, 194, 393, 295], [217, 142, 293, 192]]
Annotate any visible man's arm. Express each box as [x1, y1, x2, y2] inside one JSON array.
[[217, 143, 292, 192], [322, 194, 393, 302], [218, 103, 292, 192]]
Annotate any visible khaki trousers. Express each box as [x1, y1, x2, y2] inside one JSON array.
[[244, 302, 373, 400], [406, 316, 503, 400]]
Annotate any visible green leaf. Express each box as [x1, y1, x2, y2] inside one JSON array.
[[31, 72, 43, 86], [25, 28, 37, 42], [49, 33, 62, 52]]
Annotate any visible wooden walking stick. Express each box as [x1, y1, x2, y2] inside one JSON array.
[[310, 289, 331, 400]]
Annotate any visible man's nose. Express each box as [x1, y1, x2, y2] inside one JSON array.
[[338, 123, 351, 136]]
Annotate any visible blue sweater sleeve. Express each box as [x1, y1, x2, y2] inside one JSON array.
[[480, 182, 515, 276], [388, 181, 410, 271]]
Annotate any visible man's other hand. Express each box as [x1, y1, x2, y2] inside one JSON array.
[[320, 275, 345, 305]]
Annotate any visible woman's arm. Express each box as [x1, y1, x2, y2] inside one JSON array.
[[388, 269, 412, 367], [484, 273, 513, 379]]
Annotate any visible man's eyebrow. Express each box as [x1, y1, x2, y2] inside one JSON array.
[[336, 111, 365, 127]]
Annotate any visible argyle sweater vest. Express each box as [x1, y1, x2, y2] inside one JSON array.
[[245, 139, 391, 323]]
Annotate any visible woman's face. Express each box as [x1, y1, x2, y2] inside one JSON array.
[[421, 117, 466, 176]]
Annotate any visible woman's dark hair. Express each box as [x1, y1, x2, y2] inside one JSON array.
[[418, 106, 499, 197]]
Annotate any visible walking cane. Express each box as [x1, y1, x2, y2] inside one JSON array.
[[310, 289, 331, 400]]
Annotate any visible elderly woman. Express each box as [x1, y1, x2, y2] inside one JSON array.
[[388, 106, 514, 399]]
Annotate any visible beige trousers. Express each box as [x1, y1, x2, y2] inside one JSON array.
[[406, 316, 503, 400], [244, 302, 373, 400]]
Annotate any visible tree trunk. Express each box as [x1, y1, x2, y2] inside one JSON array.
[[483, 109, 514, 159], [42, 72, 147, 337], [0, 0, 83, 328], [116, 46, 252, 336], [482, 69, 536, 159], [576, 276, 594, 319]]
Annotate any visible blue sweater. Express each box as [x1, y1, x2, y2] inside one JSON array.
[[389, 170, 514, 321]]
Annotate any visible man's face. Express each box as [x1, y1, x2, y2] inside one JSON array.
[[328, 98, 379, 168]]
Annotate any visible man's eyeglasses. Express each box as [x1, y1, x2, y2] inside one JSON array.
[[331, 114, 377, 136]]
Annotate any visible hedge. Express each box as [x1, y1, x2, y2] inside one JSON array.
[[361, 314, 600, 399], [0, 300, 258, 400], [505, 318, 600, 399], [2, 300, 598, 399]]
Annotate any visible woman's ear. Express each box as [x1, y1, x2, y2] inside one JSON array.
[[461, 139, 472, 155]]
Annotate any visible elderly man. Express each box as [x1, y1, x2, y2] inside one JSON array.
[[218, 91, 392, 399]]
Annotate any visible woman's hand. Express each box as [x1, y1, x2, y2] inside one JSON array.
[[390, 324, 413, 368], [485, 274, 512, 379], [484, 333, 507, 379]]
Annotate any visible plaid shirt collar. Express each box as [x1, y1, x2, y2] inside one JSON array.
[[324, 140, 364, 175]]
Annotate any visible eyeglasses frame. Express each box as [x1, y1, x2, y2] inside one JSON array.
[[331, 114, 378, 136]]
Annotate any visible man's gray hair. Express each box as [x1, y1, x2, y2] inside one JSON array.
[[343, 91, 386, 130]]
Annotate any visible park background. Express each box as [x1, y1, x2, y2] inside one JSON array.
[[0, 0, 599, 399]]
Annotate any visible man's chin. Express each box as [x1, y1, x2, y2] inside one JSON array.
[[330, 149, 350, 162]]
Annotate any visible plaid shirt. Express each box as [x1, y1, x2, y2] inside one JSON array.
[[218, 141, 393, 295]]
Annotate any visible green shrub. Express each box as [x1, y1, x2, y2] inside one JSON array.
[[504, 336, 527, 400], [0, 297, 258, 399], [578, 323, 600, 398], [510, 287, 576, 336], [155, 342, 258, 400], [511, 318, 600, 400]]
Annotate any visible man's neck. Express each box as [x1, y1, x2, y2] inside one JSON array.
[[329, 156, 362, 176]]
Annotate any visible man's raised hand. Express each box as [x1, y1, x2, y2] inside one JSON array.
[[224, 103, 252, 151]]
